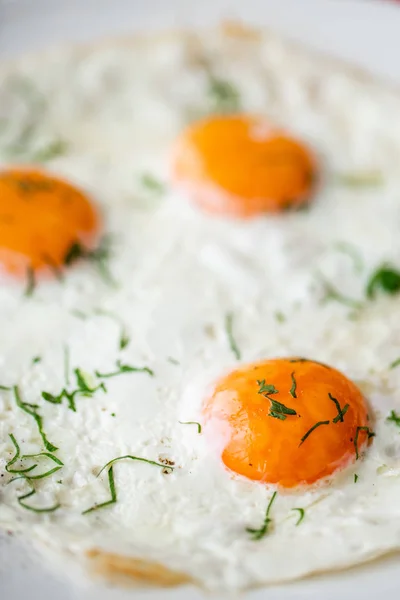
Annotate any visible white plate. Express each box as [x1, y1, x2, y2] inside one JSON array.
[[1, 1, 400, 598]]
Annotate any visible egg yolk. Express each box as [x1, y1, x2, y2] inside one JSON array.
[[0, 168, 100, 277], [203, 358, 371, 488], [171, 115, 315, 217]]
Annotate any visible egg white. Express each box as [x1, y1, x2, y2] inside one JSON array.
[[1, 27, 400, 592]]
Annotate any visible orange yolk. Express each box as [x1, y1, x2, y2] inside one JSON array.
[[203, 358, 371, 488], [171, 114, 315, 218], [0, 168, 100, 278]]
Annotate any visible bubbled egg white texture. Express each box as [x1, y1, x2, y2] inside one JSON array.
[[2, 29, 400, 592]]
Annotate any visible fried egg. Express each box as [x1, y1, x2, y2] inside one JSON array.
[[1, 25, 400, 593]]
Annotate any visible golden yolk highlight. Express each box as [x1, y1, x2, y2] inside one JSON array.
[[171, 115, 315, 217], [0, 168, 100, 277], [203, 358, 371, 488]]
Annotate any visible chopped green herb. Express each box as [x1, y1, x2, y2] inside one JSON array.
[[387, 410, 400, 428], [225, 312, 241, 360], [111, 412, 116, 417], [354, 426, 375, 460], [42, 368, 106, 412], [64, 237, 116, 286], [274, 311, 286, 323], [335, 170, 383, 188], [24, 266, 36, 297], [14, 385, 58, 453], [6, 434, 36, 475], [83, 455, 172, 515], [256, 379, 295, 420], [179, 421, 202, 434], [167, 356, 180, 365], [268, 399, 297, 421], [119, 331, 130, 350], [334, 242, 364, 273], [6, 434, 63, 479], [328, 392, 349, 423], [140, 173, 166, 195], [354, 473, 359, 483], [389, 358, 400, 370], [291, 507, 305, 526], [289, 372, 297, 398], [208, 75, 241, 114], [246, 491, 277, 540], [366, 265, 400, 299], [95, 360, 154, 379], [257, 380, 279, 396], [32, 356, 41, 364], [0, 385, 11, 391], [299, 420, 330, 446], [32, 139, 68, 162], [71, 309, 87, 320], [17, 486, 60, 513], [82, 466, 117, 515], [97, 455, 173, 478]]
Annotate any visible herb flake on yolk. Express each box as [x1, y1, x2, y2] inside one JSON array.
[[171, 115, 316, 217], [203, 358, 371, 488], [0, 168, 100, 278]]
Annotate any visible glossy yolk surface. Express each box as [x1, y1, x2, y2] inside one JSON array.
[[203, 358, 371, 488], [171, 115, 315, 217], [0, 168, 100, 277]]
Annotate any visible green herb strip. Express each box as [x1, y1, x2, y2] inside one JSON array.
[[167, 356, 180, 365], [366, 265, 400, 299], [0, 385, 11, 390], [389, 358, 400, 370], [8, 476, 60, 513], [6, 434, 63, 479], [179, 421, 202, 434], [14, 385, 58, 452], [83, 456, 172, 515], [140, 173, 166, 194], [354, 426, 375, 460], [335, 171, 383, 188], [328, 392, 349, 423], [33, 139, 68, 162], [42, 368, 106, 412], [82, 466, 117, 515], [95, 360, 154, 379], [119, 331, 130, 350], [257, 379, 296, 421], [386, 410, 400, 427], [257, 380, 279, 395], [247, 491, 277, 540], [291, 508, 305, 526], [299, 421, 330, 446], [289, 372, 297, 399], [63, 237, 116, 287], [225, 312, 241, 360], [268, 399, 297, 421], [354, 474, 359, 483], [208, 75, 241, 113], [24, 266, 36, 297]]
